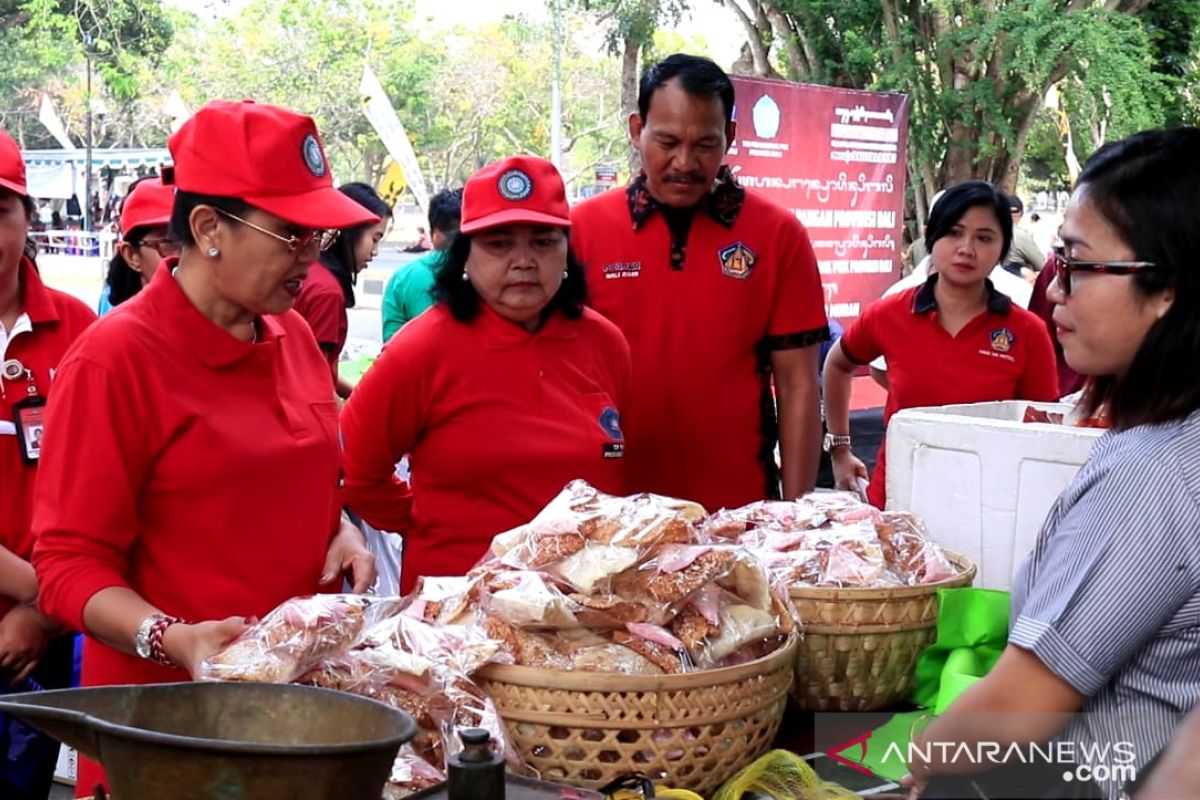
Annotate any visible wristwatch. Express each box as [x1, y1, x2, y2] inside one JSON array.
[[822, 432, 852, 453], [134, 612, 184, 666]]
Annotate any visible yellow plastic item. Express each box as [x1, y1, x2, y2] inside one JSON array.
[[712, 749, 859, 800], [655, 788, 706, 800], [607, 783, 706, 800]]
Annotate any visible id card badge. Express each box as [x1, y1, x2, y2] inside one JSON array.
[[13, 395, 47, 465]]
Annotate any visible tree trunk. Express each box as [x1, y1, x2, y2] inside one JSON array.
[[620, 36, 640, 174], [726, 0, 775, 77]]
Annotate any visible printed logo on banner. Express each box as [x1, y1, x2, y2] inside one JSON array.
[[752, 94, 781, 139], [719, 242, 757, 279], [990, 327, 1016, 353]]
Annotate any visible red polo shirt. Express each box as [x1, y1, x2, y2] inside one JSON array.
[[292, 259, 348, 381], [571, 172, 828, 512], [341, 303, 630, 594], [0, 257, 95, 618], [33, 266, 341, 683], [840, 274, 1059, 508]]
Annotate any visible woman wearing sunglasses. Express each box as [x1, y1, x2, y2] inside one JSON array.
[[30, 100, 377, 798], [906, 129, 1200, 800], [98, 176, 179, 313], [824, 179, 1059, 508]]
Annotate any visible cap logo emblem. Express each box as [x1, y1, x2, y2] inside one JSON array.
[[498, 169, 533, 201], [301, 134, 327, 178]]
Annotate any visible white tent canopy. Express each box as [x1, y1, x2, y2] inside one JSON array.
[[21, 148, 172, 200]]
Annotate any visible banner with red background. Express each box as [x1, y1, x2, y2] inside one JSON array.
[[727, 77, 910, 324]]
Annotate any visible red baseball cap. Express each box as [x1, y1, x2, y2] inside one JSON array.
[[0, 127, 27, 196], [459, 155, 570, 234], [120, 177, 174, 235], [166, 99, 379, 230]]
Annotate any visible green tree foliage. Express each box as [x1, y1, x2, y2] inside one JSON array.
[[164, 0, 440, 185], [725, 0, 1185, 228], [0, 0, 172, 147], [566, 0, 689, 168], [417, 14, 624, 188]]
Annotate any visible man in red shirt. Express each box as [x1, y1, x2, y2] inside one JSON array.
[[571, 53, 829, 512]]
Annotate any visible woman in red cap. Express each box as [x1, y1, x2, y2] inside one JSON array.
[[341, 155, 631, 594], [293, 181, 392, 398], [30, 100, 377, 798], [0, 126, 96, 800], [98, 175, 178, 313]]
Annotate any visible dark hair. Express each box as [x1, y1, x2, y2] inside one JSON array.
[[7, 191, 38, 262], [925, 180, 1013, 266], [1008, 194, 1024, 214], [1072, 128, 1200, 428], [320, 183, 393, 309], [638, 53, 734, 125], [105, 176, 161, 307], [168, 191, 251, 245], [428, 188, 463, 234], [433, 228, 588, 323]]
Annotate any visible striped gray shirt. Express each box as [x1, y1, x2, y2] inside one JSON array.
[[1011, 409, 1200, 798]]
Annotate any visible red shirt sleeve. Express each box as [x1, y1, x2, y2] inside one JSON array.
[[339, 330, 424, 533], [294, 285, 343, 378], [1017, 312, 1061, 401], [32, 356, 152, 631], [838, 293, 892, 365], [768, 217, 829, 339]]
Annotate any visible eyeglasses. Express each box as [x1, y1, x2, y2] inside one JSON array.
[[1050, 246, 1158, 296], [135, 238, 181, 258], [213, 208, 339, 254]]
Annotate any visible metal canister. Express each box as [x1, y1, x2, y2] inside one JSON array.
[[448, 728, 505, 800]]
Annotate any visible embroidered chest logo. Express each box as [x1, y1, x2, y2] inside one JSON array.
[[989, 327, 1015, 353], [602, 261, 641, 280], [599, 406, 625, 459], [719, 242, 757, 279]]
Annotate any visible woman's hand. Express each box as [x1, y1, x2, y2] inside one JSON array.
[[162, 617, 253, 678], [832, 448, 870, 498], [321, 517, 377, 594], [0, 604, 63, 685]]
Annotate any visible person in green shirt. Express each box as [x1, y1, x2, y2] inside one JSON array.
[[381, 188, 462, 341]]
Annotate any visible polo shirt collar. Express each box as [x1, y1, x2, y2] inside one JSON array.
[[19, 257, 60, 325], [477, 302, 577, 351], [145, 261, 287, 368], [626, 165, 745, 230], [912, 272, 1012, 315]]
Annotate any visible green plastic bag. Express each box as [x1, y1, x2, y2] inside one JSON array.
[[858, 587, 1011, 781]]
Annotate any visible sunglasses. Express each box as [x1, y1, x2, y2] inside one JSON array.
[[214, 208, 339, 254], [135, 238, 181, 258], [1050, 246, 1158, 296]]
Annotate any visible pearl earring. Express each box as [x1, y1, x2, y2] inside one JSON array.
[[461, 271, 469, 282], [207, 247, 220, 257], [562, 270, 569, 279]]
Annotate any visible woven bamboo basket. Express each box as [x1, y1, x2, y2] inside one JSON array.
[[790, 551, 975, 712], [475, 634, 797, 796]]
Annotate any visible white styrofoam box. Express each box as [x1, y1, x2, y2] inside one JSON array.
[[54, 744, 77, 784], [886, 401, 1104, 590]]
